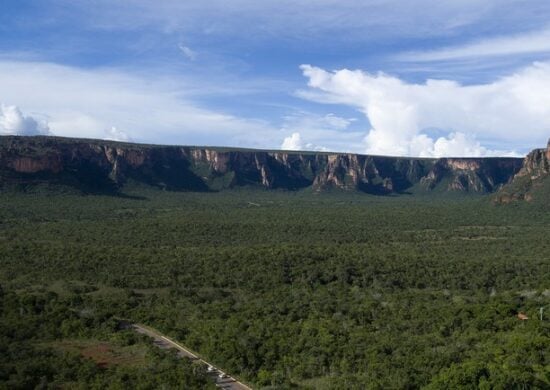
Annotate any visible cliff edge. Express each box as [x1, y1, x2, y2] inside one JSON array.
[[0, 136, 524, 195]]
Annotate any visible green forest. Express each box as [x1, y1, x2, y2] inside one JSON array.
[[0, 187, 548, 389]]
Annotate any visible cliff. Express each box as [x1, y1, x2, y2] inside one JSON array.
[[0, 136, 523, 195], [494, 140, 550, 203]]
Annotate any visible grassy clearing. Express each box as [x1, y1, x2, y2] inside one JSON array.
[[45, 339, 149, 368]]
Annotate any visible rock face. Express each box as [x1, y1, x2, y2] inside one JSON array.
[[494, 139, 550, 203], [421, 158, 522, 193], [0, 136, 524, 195]]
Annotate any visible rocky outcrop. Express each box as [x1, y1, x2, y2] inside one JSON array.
[[494, 140, 550, 203], [0, 135, 524, 195], [514, 149, 550, 180]]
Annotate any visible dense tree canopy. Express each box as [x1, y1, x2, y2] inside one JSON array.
[[0, 188, 548, 388]]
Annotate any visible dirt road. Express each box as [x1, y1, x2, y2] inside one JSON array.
[[131, 324, 253, 390]]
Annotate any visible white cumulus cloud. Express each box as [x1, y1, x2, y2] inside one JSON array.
[[0, 104, 49, 136], [106, 126, 132, 142], [280, 131, 329, 152], [298, 63, 550, 156], [279, 111, 360, 152], [281, 132, 303, 150]]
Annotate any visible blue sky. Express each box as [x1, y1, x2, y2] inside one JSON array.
[[2, 1, 550, 156]]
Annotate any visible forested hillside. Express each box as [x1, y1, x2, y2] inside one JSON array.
[[0, 189, 548, 388]]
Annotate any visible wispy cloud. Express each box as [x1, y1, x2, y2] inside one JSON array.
[[0, 60, 278, 148], [178, 44, 197, 61], [47, 1, 529, 45], [4, 1, 550, 156], [399, 27, 550, 62]]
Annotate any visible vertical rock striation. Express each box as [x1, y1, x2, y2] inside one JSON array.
[[0, 135, 524, 195]]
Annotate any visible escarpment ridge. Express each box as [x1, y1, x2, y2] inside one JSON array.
[[0, 135, 529, 196]]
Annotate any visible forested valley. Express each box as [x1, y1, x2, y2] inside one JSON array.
[[0, 188, 548, 389]]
